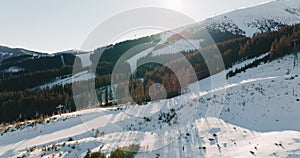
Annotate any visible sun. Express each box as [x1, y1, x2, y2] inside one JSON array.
[[165, 0, 183, 12]]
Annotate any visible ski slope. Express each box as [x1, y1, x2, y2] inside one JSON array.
[[40, 70, 95, 89], [1, 51, 300, 157]]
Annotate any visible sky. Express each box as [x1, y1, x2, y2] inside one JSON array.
[[0, 0, 271, 53]]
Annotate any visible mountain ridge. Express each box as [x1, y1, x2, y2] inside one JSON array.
[[199, 0, 300, 37], [2, 0, 300, 61]]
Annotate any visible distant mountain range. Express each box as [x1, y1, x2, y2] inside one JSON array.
[[1, 0, 300, 82], [1, 1, 300, 157], [0, 45, 48, 62]]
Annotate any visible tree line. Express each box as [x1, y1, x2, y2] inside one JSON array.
[[1, 23, 300, 123]]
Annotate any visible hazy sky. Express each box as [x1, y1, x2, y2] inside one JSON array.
[[0, 0, 270, 53]]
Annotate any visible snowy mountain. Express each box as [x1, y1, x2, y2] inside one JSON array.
[[200, 0, 300, 37], [2, 2, 300, 157], [2, 0, 300, 80], [1, 51, 300, 157], [0, 45, 47, 63], [54, 49, 84, 55], [125, 0, 300, 71]]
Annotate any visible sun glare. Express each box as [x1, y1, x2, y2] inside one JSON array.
[[165, 0, 183, 12]]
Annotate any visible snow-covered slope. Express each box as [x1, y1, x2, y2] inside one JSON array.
[[54, 49, 83, 55], [39, 70, 95, 89], [125, 0, 300, 73], [200, 0, 300, 37], [0, 45, 48, 63], [1, 51, 300, 157]]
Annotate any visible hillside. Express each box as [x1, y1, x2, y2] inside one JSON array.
[[2, 0, 300, 70], [1, 1, 300, 157], [0, 45, 48, 63], [200, 0, 300, 37], [1, 51, 300, 157], [1, 0, 300, 88]]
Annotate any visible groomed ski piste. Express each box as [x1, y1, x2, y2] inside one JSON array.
[[1, 52, 300, 158]]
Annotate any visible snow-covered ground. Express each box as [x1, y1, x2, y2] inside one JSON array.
[[126, 31, 173, 73], [4, 66, 24, 73], [1, 51, 300, 158], [40, 70, 95, 89], [126, 31, 202, 74], [200, 0, 300, 37], [226, 52, 269, 74]]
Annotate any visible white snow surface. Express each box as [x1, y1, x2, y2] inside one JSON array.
[[126, 31, 202, 73], [201, 0, 300, 37], [226, 52, 270, 74], [40, 70, 95, 89], [1, 51, 300, 157], [4, 66, 24, 73]]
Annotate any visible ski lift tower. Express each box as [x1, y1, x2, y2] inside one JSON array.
[[56, 104, 64, 116]]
